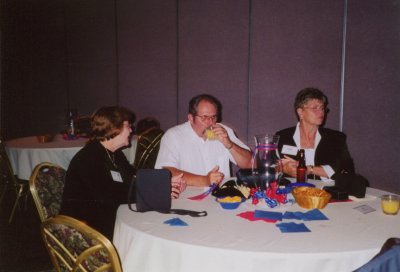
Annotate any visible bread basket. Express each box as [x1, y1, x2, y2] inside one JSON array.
[[292, 186, 331, 209]]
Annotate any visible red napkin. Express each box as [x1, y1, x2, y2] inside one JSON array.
[[187, 184, 217, 201], [236, 211, 277, 223], [329, 199, 353, 203]]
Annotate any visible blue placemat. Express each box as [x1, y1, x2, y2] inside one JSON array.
[[276, 222, 311, 233]]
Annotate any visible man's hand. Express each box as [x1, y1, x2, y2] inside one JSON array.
[[212, 124, 233, 150], [171, 173, 186, 199], [206, 165, 224, 185]]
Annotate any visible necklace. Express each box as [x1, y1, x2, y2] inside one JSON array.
[[105, 148, 117, 168]]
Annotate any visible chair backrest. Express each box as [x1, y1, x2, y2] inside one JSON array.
[[74, 116, 92, 137], [133, 127, 164, 169], [0, 135, 17, 200], [29, 162, 66, 222], [41, 215, 122, 272]]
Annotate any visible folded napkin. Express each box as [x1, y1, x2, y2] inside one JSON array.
[[254, 210, 283, 221], [236, 211, 277, 223], [283, 209, 329, 221], [276, 222, 311, 233], [163, 217, 188, 226]]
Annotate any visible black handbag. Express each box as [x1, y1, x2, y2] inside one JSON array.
[[334, 173, 369, 198], [128, 169, 207, 217]]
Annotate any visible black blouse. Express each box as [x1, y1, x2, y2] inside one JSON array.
[[60, 140, 135, 239]]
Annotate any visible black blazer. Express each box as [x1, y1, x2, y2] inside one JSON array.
[[276, 126, 355, 179]]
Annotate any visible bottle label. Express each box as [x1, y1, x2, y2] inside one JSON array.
[[297, 168, 307, 183]]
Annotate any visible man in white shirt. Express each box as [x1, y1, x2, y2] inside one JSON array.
[[155, 94, 252, 186]]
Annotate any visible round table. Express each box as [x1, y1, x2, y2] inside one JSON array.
[[5, 134, 137, 180], [113, 181, 400, 272]]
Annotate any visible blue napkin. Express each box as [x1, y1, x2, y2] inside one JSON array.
[[276, 222, 311, 233], [302, 209, 329, 221], [283, 209, 329, 221], [282, 211, 305, 220], [163, 217, 188, 226], [254, 210, 283, 221]]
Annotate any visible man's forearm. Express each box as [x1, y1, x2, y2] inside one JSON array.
[[228, 143, 252, 168], [163, 167, 209, 187]]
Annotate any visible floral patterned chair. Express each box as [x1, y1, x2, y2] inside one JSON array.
[[29, 162, 66, 222], [41, 215, 122, 272]]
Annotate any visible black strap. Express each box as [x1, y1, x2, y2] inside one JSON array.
[[160, 209, 207, 217], [128, 202, 207, 217]]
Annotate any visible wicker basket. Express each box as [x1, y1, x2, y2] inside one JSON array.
[[292, 187, 332, 209]]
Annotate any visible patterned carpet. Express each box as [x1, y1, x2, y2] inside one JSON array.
[[0, 186, 53, 272]]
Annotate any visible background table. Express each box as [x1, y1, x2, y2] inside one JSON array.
[[5, 134, 137, 180], [113, 181, 400, 272]]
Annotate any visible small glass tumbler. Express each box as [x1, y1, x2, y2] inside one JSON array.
[[381, 194, 400, 215], [205, 127, 217, 140]]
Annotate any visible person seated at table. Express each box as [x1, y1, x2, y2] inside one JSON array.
[[135, 117, 161, 136], [276, 87, 355, 181], [155, 94, 252, 187], [60, 106, 185, 239]]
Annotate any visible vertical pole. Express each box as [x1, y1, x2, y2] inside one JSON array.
[[339, 0, 348, 132]]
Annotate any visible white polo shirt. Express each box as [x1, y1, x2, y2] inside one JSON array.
[[155, 121, 249, 177]]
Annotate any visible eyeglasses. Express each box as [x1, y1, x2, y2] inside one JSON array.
[[303, 105, 327, 112], [195, 115, 217, 122]]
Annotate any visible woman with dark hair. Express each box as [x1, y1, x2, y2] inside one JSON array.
[[61, 106, 184, 239], [276, 88, 355, 180]]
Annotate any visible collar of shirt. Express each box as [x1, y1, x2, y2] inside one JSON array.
[[184, 121, 204, 143], [293, 122, 321, 149], [292, 122, 321, 165]]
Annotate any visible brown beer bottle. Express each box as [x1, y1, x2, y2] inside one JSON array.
[[296, 149, 307, 183]]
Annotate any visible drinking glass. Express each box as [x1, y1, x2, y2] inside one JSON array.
[[381, 195, 400, 215]]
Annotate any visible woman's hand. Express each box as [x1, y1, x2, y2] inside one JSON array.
[[171, 173, 186, 199], [280, 155, 299, 178]]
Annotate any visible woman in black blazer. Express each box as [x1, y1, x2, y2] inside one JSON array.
[[276, 88, 354, 180]]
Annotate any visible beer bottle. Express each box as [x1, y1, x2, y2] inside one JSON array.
[[296, 149, 307, 182]]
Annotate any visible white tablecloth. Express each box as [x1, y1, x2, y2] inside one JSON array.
[[113, 182, 400, 272], [5, 134, 137, 180]]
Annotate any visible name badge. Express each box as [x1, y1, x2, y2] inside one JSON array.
[[110, 170, 123, 182], [281, 145, 298, 156]]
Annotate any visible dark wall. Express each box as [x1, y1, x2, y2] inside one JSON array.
[[1, 0, 399, 193]]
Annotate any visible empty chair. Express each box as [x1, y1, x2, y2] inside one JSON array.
[[29, 162, 66, 222], [74, 115, 92, 137], [0, 150, 9, 205], [133, 127, 164, 169], [0, 134, 30, 223], [41, 215, 122, 272]]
